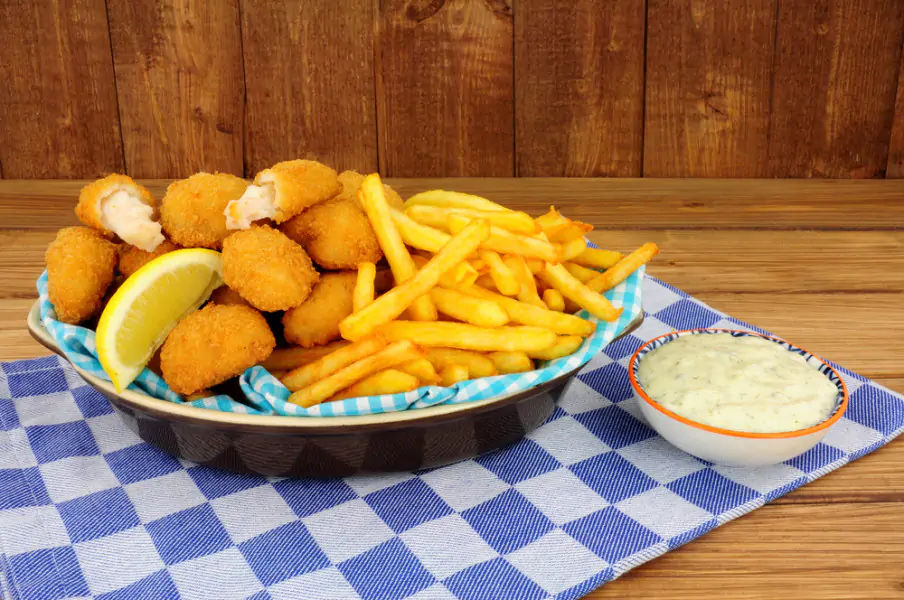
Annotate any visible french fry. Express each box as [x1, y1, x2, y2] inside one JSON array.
[[448, 214, 559, 262], [353, 262, 376, 313], [528, 335, 583, 360], [390, 208, 451, 253], [403, 189, 510, 212], [282, 335, 389, 392], [488, 351, 534, 374], [563, 262, 599, 283], [425, 348, 497, 378], [459, 286, 595, 336], [260, 340, 350, 371], [524, 259, 545, 274], [358, 174, 436, 322], [542, 288, 565, 312], [535, 206, 569, 235], [412, 255, 479, 289], [474, 274, 497, 290], [430, 287, 509, 328], [339, 219, 490, 340], [539, 263, 622, 321], [398, 358, 441, 384], [288, 340, 423, 407], [329, 369, 420, 401], [504, 254, 547, 308], [572, 247, 624, 270], [440, 364, 470, 386], [586, 242, 660, 293], [479, 249, 519, 296], [379, 321, 557, 352], [547, 221, 593, 243], [469, 258, 488, 273], [558, 237, 588, 262], [268, 370, 287, 379], [406, 205, 536, 234]]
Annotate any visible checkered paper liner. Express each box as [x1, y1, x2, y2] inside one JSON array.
[[3, 277, 902, 600], [35, 267, 644, 417]]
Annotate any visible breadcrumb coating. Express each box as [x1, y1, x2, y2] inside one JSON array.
[[118, 239, 181, 278], [45, 227, 118, 324], [161, 172, 247, 249], [75, 174, 163, 251], [280, 197, 383, 270], [282, 271, 357, 347]]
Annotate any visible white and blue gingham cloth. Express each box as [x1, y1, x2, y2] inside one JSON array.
[[3, 276, 902, 600], [36, 267, 644, 417]]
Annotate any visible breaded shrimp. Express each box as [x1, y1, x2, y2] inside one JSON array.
[[45, 227, 118, 324], [282, 271, 356, 347], [209, 285, 250, 307], [225, 159, 341, 229], [160, 304, 275, 395], [76, 174, 164, 252], [337, 170, 404, 210], [221, 225, 319, 311], [118, 238, 181, 278], [280, 197, 383, 270], [160, 172, 247, 249]]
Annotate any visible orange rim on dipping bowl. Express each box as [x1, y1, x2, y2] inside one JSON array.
[[628, 328, 849, 440]]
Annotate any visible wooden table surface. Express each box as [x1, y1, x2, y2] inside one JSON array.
[[1, 179, 902, 599]]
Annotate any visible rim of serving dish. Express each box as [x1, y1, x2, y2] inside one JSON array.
[[628, 328, 849, 440]]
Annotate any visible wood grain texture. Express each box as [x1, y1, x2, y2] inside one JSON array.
[[643, 0, 777, 177], [0, 0, 123, 178], [885, 47, 904, 178], [106, 0, 244, 177], [240, 0, 377, 175], [515, 0, 645, 176], [377, 0, 514, 177], [768, 0, 904, 178]]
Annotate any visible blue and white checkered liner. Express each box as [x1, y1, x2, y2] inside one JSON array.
[[5, 277, 902, 600], [36, 266, 644, 417]]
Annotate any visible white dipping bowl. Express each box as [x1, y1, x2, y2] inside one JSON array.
[[629, 329, 849, 467]]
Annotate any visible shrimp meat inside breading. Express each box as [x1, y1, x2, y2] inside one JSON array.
[[76, 174, 164, 252]]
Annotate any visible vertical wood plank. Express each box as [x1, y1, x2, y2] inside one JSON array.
[[107, 0, 244, 178], [769, 0, 904, 178], [240, 0, 377, 175], [886, 48, 904, 178], [378, 0, 514, 177], [643, 0, 777, 177], [0, 0, 123, 178], [515, 0, 645, 177]]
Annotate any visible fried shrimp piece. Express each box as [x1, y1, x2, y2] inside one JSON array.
[[282, 271, 357, 347], [45, 227, 118, 324], [337, 170, 403, 210], [118, 239, 181, 278], [160, 172, 247, 249], [75, 174, 164, 252], [209, 285, 250, 307], [160, 304, 276, 395], [222, 225, 319, 311], [225, 159, 341, 229], [280, 197, 383, 270]]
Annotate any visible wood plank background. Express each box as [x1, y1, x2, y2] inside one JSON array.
[[2, 0, 904, 179]]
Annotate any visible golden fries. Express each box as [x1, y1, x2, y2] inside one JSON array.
[[542, 288, 565, 312], [288, 340, 423, 407], [586, 242, 660, 294], [358, 174, 436, 322], [558, 237, 588, 262], [406, 205, 536, 234], [440, 364, 470, 386], [430, 287, 509, 328], [539, 263, 622, 321], [390, 208, 451, 253], [329, 369, 420, 401], [459, 286, 595, 336], [479, 249, 519, 296], [489, 351, 534, 374], [504, 254, 547, 308], [535, 206, 569, 234], [282, 335, 388, 392], [448, 214, 559, 262], [548, 221, 593, 243], [353, 262, 376, 313], [528, 335, 583, 360], [403, 190, 510, 212], [572, 248, 624, 270], [563, 262, 599, 283], [425, 348, 497, 378], [398, 358, 441, 384], [379, 321, 557, 352], [260, 340, 350, 371], [339, 219, 490, 340]]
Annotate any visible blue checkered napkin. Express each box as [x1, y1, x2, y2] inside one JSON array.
[[37, 265, 645, 418], [4, 277, 901, 600]]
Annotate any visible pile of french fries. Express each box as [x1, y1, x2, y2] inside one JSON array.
[[260, 174, 659, 408]]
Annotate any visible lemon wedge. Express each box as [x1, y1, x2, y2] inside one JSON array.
[[97, 248, 223, 391]]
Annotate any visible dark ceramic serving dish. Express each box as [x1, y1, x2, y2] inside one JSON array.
[[28, 301, 642, 477]]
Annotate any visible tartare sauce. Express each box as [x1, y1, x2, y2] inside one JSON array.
[[637, 334, 838, 433]]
